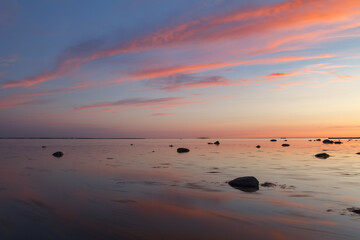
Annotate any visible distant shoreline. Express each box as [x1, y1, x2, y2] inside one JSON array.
[[1, 137, 359, 140]]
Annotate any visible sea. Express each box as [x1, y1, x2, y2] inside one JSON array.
[[0, 138, 359, 240]]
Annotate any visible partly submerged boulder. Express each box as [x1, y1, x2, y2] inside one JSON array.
[[282, 144, 290, 147], [323, 139, 334, 144], [177, 148, 190, 153], [315, 153, 330, 159], [52, 151, 64, 158], [228, 176, 259, 192], [256, 145, 261, 148], [334, 141, 343, 144], [270, 139, 277, 142], [214, 141, 220, 145]]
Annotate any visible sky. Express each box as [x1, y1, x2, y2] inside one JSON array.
[[1, 0, 360, 138]]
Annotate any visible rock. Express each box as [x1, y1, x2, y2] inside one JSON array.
[[261, 182, 277, 187], [41, 146, 46, 148], [282, 144, 290, 147], [208, 142, 213, 145], [315, 153, 330, 159], [177, 148, 190, 153], [323, 139, 334, 144], [169, 144, 174, 147], [228, 176, 259, 192], [130, 144, 133, 146], [308, 140, 312, 141], [356, 152, 360, 155], [270, 139, 277, 142], [334, 141, 342, 144], [52, 151, 64, 158], [347, 207, 360, 215], [256, 145, 261, 148], [316, 139, 321, 141], [214, 141, 220, 145]]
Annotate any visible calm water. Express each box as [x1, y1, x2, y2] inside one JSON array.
[[0, 139, 359, 240]]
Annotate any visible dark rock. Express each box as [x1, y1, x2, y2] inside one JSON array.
[[228, 176, 259, 192], [52, 151, 64, 158], [347, 207, 360, 215], [41, 146, 46, 148], [256, 145, 261, 148], [169, 144, 173, 147], [270, 139, 277, 142], [308, 140, 312, 141], [177, 148, 190, 153], [334, 141, 342, 144], [282, 144, 290, 147], [315, 153, 330, 159], [261, 182, 277, 187], [130, 144, 133, 146], [357, 152, 360, 155], [208, 142, 214, 144], [323, 139, 334, 144], [214, 141, 220, 145], [316, 139, 321, 141]]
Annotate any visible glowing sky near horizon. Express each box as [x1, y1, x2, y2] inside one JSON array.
[[1, 0, 360, 138]]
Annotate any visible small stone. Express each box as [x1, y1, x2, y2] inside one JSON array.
[[177, 148, 190, 153], [334, 141, 342, 144], [228, 176, 259, 192], [270, 139, 277, 142], [261, 182, 277, 187], [41, 146, 46, 148], [356, 152, 360, 155], [315, 153, 330, 159], [52, 151, 64, 158], [214, 141, 220, 145], [169, 144, 174, 147], [256, 145, 261, 148], [323, 139, 334, 144], [282, 144, 290, 147], [208, 142, 213, 144]]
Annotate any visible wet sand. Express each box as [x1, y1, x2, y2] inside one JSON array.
[[0, 139, 359, 239]]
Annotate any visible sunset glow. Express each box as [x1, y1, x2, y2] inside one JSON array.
[[1, 0, 360, 138]]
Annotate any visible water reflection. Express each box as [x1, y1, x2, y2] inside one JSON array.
[[0, 139, 359, 239]]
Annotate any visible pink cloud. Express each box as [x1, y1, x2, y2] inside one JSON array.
[[2, 0, 359, 88], [74, 97, 196, 111]]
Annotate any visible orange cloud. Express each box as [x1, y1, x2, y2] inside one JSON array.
[[2, 0, 358, 88]]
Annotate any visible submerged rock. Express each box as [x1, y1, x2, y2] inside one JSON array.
[[270, 139, 277, 142], [169, 144, 174, 147], [347, 207, 360, 215], [323, 139, 334, 144], [52, 151, 64, 158], [228, 176, 259, 192], [256, 145, 261, 148], [177, 148, 190, 153], [261, 182, 277, 188], [316, 139, 321, 141], [214, 141, 220, 145], [208, 142, 214, 145], [282, 144, 290, 147], [315, 153, 330, 159], [334, 141, 343, 144]]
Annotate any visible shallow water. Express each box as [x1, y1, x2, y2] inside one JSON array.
[[0, 139, 359, 240]]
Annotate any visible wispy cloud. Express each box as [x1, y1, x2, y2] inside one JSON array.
[[151, 113, 175, 117], [0, 84, 89, 109], [74, 97, 197, 111], [3, 0, 359, 88]]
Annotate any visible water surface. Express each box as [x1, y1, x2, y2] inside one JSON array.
[[0, 139, 359, 239]]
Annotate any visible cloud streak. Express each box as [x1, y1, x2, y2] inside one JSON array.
[[2, 0, 359, 88], [74, 97, 197, 111]]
